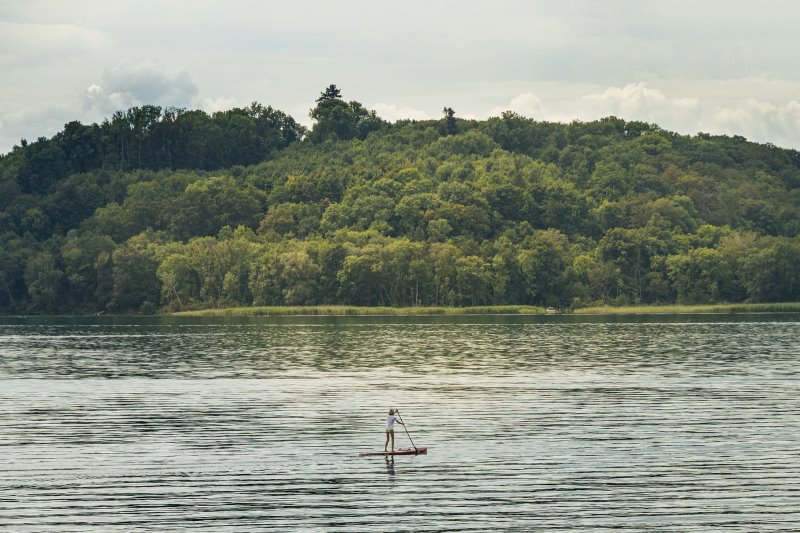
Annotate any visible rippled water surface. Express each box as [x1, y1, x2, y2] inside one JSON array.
[[1, 314, 799, 531]]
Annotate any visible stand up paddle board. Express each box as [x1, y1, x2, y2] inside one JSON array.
[[358, 447, 428, 456]]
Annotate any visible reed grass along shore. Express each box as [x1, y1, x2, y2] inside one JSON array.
[[172, 302, 800, 317], [173, 305, 546, 317]]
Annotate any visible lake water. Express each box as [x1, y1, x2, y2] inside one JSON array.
[[1, 314, 799, 531]]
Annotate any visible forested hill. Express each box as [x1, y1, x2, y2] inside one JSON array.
[[2, 85, 800, 314]]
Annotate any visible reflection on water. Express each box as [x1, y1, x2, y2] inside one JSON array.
[[1, 315, 799, 530], [385, 456, 396, 479]]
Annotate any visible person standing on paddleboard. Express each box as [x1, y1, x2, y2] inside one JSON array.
[[385, 408, 404, 452]]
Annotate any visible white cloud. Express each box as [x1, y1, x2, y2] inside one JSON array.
[[705, 98, 800, 148], [578, 82, 701, 122], [475, 81, 800, 150], [371, 103, 430, 122], [540, 82, 704, 136], [485, 83, 701, 131], [586, 83, 666, 113], [83, 62, 199, 113], [713, 99, 776, 131], [488, 93, 545, 118], [570, 81, 800, 149], [202, 97, 239, 114]]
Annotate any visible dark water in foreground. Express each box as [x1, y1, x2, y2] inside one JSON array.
[[1, 314, 799, 531]]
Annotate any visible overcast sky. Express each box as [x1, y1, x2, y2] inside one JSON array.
[[1, 1, 799, 154]]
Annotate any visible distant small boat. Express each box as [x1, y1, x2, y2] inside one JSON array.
[[359, 447, 428, 456], [546, 307, 557, 314]]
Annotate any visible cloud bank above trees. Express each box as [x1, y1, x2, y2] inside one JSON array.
[[83, 62, 199, 114], [1, 1, 799, 152]]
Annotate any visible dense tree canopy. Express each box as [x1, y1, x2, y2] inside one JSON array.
[[1, 86, 799, 313], [308, 84, 387, 143]]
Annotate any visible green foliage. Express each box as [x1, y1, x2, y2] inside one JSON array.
[[169, 176, 265, 240], [61, 232, 115, 311], [518, 229, 572, 306], [308, 84, 387, 143], [24, 250, 64, 313], [5, 103, 303, 197], [2, 89, 800, 314], [441, 107, 458, 136], [110, 232, 162, 313]]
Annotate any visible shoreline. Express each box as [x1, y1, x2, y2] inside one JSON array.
[[171, 302, 800, 317], [172, 305, 545, 317], [573, 303, 800, 314]]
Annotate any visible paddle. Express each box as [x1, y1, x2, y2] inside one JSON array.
[[395, 410, 419, 455]]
